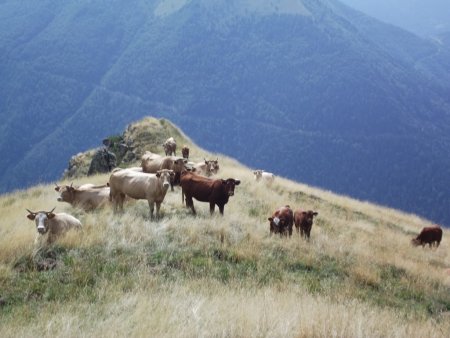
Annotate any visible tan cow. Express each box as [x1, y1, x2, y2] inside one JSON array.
[[253, 170, 275, 186], [55, 183, 110, 211], [109, 168, 174, 219], [162, 137, 177, 156], [193, 159, 220, 177], [27, 208, 82, 244], [141, 153, 187, 191]]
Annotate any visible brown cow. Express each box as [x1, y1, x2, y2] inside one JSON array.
[[141, 152, 187, 191], [193, 159, 220, 177], [162, 137, 177, 156], [180, 171, 240, 215], [294, 209, 318, 239], [55, 183, 109, 211], [109, 168, 174, 219], [27, 208, 82, 244], [182, 145, 190, 159], [412, 226, 443, 248], [268, 205, 294, 237]]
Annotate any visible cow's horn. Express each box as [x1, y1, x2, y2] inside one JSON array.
[[49, 207, 56, 213], [26, 208, 35, 214]]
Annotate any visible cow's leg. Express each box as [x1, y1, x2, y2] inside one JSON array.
[[210, 202, 216, 215], [217, 204, 225, 215], [148, 200, 155, 219], [186, 196, 196, 215], [155, 202, 162, 219], [119, 193, 126, 212]]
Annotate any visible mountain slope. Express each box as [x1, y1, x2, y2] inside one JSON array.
[[0, 117, 449, 336], [1, 0, 450, 226], [339, 0, 450, 37]]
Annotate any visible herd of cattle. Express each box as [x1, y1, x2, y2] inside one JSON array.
[[26, 137, 443, 248]]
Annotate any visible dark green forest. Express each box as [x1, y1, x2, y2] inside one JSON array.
[[1, 0, 450, 226]]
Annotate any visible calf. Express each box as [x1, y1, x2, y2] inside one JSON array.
[[412, 226, 443, 248], [294, 209, 318, 239], [27, 208, 82, 244], [253, 170, 275, 186], [180, 171, 240, 215], [163, 137, 177, 156], [55, 183, 109, 211], [268, 206, 294, 237], [109, 168, 174, 219]]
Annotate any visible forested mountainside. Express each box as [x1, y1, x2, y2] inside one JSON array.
[[1, 0, 450, 226]]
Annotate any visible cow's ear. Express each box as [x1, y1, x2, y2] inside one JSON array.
[[268, 217, 273, 222], [221, 179, 227, 184], [27, 214, 36, 220], [156, 172, 161, 177], [313, 212, 318, 216], [54, 186, 60, 192], [234, 180, 241, 185], [47, 212, 56, 219]]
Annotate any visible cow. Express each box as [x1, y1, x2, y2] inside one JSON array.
[[181, 145, 190, 159], [27, 208, 82, 244], [180, 171, 240, 215], [55, 183, 110, 211], [294, 209, 318, 239], [162, 137, 177, 156], [411, 226, 443, 248], [109, 168, 174, 219], [253, 170, 275, 186], [268, 205, 294, 237], [193, 158, 220, 177], [141, 153, 187, 191]]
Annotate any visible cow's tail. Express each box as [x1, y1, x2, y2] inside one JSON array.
[[181, 188, 185, 205]]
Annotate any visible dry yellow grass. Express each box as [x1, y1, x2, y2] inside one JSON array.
[[1, 118, 449, 337]]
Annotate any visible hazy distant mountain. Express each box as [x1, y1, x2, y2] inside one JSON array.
[[339, 0, 450, 37], [1, 0, 450, 226]]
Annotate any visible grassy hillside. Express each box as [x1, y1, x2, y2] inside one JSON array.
[[1, 118, 449, 337]]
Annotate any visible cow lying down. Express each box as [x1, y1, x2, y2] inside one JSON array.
[[55, 183, 110, 211], [27, 207, 82, 244], [109, 168, 174, 219]]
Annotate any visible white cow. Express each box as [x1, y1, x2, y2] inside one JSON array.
[[162, 137, 177, 156], [109, 168, 174, 218], [253, 170, 275, 186], [27, 208, 82, 244]]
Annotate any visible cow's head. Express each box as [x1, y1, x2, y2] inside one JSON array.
[[27, 207, 56, 234], [204, 158, 220, 176], [301, 210, 318, 226], [156, 169, 175, 189], [253, 170, 263, 180], [411, 237, 421, 246], [173, 158, 187, 172], [55, 183, 76, 203], [221, 178, 240, 196]]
